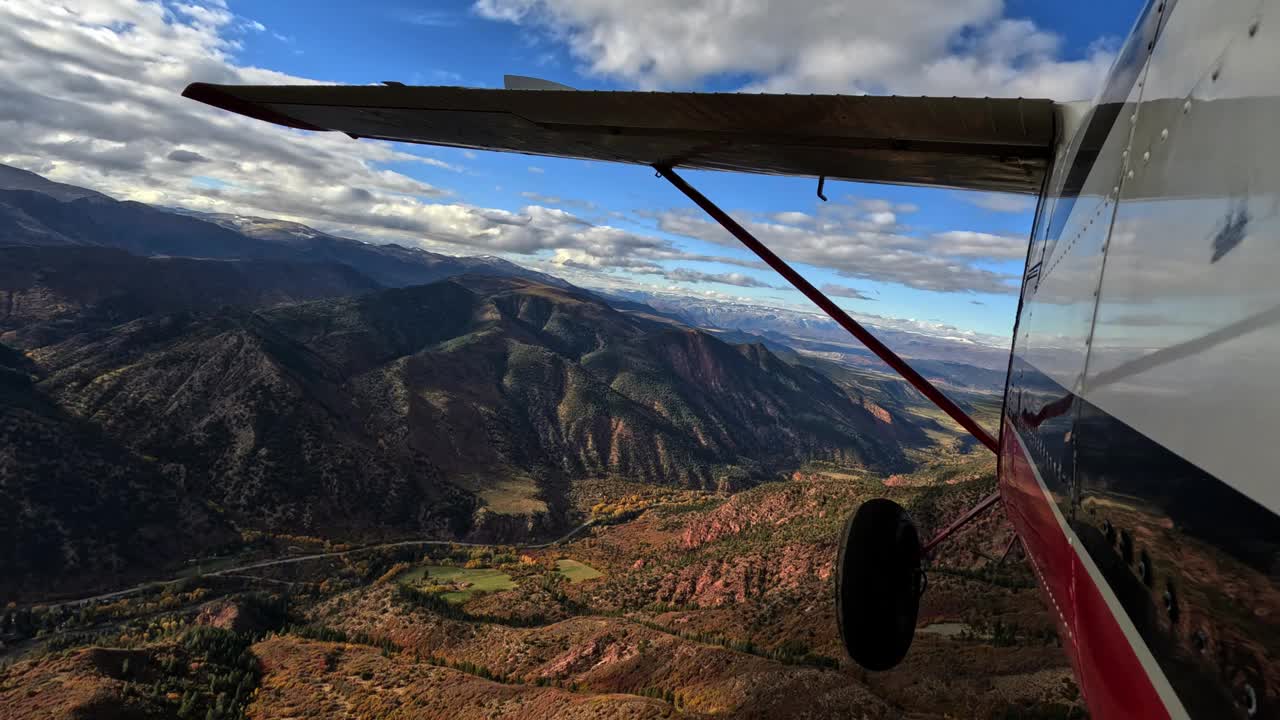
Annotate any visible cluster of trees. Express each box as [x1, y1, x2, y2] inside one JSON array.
[[630, 618, 839, 669], [283, 621, 531, 687], [591, 489, 714, 524], [637, 685, 678, 704], [174, 626, 263, 720], [286, 623, 395, 655], [420, 654, 512, 684], [392, 583, 560, 628], [960, 618, 1058, 648], [2, 579, 244, 643], [120, 594, 288, 720], [2, 605, 51, 639]]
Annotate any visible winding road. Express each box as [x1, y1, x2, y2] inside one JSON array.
[[40, 520, 596, 610]]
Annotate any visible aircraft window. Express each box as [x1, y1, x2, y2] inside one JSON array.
[[1137, 549, 1153, 586]]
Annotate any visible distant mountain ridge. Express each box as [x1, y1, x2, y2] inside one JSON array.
[[0, 164, 951, 601], [602, 289, 1012, 372], [1, 264, 923, 599], [0, 163, 570, 291], [0, 164, 111, 202], [0, 276, 915, 597], [0, 246, 382, 347]]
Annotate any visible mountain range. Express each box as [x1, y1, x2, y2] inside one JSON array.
[[604, 289, 1012, 373], [0, 164, 935, 600], [0, 163, 567, 290]]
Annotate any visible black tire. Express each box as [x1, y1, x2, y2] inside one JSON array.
[[836, 498, 923, 671]]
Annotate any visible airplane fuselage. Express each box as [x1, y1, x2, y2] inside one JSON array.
[[999, 1, 1280, 717]]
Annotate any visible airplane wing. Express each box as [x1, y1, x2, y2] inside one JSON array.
[[183, 83, 1056, 194]]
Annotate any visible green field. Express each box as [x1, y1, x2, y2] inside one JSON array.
[[449, 472, 548, 515], [397, 565, 516, 603], [555, 559, 602, 582]]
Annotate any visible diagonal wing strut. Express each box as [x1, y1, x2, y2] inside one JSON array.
[[652, 165, 1003, 554]]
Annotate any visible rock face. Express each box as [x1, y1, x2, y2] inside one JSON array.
[[681, 482, 836, 549], [2, 265, 916, 596], [194, 599, 277, 636], [655, 543, 830, 607], [0, 164, 927, 599], [25, 277, 908, 529], [0, 646, 158, 720]]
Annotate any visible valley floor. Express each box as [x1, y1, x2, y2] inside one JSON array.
[[0, 456, 1085, 719]]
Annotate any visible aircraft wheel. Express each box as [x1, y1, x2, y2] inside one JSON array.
[[836, 498, 923, 671]]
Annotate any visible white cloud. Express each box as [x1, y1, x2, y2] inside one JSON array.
[[963, 192, 1037, 213], [0, 0, 774, 280], [527, 165, 545, 174], [663, 268, 775, 288], [0, 0, 1038, 310], [931, 230, 1027, 260], [819, 283, 874, 300], [654, 206, 1019, 294], [0, 0, 459, 220], [473, 0, 1114, 99], [771, 211, 811, 225]]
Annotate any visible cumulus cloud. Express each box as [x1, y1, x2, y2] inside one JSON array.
[[819, 283, 874, 300], [931, 230, 1027, 260], [166, 149, 210, 163], [0, 0, 1043, 304], [963, 192, 1038, 213], [473, 0, 1113, 99], [663, 268, 776, 288], [654, 207, 1019, 294], [0, 0, 459, 223], [772, 211, 812, 225], [0, 0, 761, 279]]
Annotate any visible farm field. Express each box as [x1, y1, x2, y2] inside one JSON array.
[[555, 559, 602, 582], [397, 565, 516, 603]]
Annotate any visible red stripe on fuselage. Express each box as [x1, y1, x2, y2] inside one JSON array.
[[999, 419, 1176, 720]]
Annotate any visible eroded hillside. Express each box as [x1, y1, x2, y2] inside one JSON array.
[[0, 457, 1081, 719], [3, 267, 920, 598]]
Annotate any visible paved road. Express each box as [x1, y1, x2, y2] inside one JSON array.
[[40, 521, 596, 610]]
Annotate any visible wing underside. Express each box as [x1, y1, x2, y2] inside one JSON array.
[[183, 83, 1057, 194]]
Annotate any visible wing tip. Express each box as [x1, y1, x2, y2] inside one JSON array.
[[182, 82, 329, 132]]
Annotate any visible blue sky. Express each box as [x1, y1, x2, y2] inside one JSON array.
[[0, 0, 1145, 340]]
